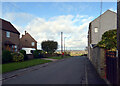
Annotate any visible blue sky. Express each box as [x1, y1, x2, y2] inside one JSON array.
[[2, 2, 117, 19], [2, 2, 117, 50]]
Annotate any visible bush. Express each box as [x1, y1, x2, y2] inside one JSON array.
[[20, 50, 28, 60], [2, 50, 12, 63], [33, 50, 45, 58], [97, 29, 117, 50], [12, 53, 24, 62], [41, 40, 58, 54], [64, 52, 71, 56]]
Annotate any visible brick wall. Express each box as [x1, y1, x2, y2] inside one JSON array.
[[2, 30, 20, 51], [20, 33, 37, 49]]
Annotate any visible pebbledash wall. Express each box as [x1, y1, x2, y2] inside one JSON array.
[[90, 47, 106, 79], [90, 10, 117, 44]]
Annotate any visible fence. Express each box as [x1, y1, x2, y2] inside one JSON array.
[[90, 47, 117, 84], [106, 51, 117, 84]]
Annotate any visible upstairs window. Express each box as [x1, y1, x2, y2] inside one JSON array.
[[94, 27, 98, 33], [6, 31, 10, 38], [31, 42, 35, 46]]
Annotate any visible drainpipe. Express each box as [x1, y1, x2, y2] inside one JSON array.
[[117, 0, 120, 85]]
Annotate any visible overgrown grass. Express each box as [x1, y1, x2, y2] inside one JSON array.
[[2, 59, 52, 73], [48, 56, 71, 59]]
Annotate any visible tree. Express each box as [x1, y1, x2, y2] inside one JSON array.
[[97, 29, 117, 51], [41, 40, 58, 54]]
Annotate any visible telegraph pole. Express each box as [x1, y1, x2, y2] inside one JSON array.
[[64, 37, 66, 52], [61, 32, 63, 54], [117, 0, 120, 85]]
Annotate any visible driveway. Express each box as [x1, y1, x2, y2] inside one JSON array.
[[2, 56, 106, 84]]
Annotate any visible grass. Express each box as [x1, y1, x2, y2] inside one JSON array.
[[48, 56, 71, 59], [2, 59, 52, 73]]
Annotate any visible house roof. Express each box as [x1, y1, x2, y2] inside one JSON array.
[[0, 18, 20, 35], [21, 31, 37, 43], [90, 10, 116, 24], [26, 32, 37, 42]]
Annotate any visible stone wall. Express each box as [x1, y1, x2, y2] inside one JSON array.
[[90, 47, 106, 78]]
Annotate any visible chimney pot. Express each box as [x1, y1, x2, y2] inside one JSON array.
[[25, 31, 27, 34]]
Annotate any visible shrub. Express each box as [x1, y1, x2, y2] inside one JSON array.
[[64, 52, 71, 56], [2, 50, 12, 63], [20, 50, 28, 60], [41, 40, 58, 54], [97, 29, 117, 50], [33, 50, 44, 58], [12, 53, 24, 62]]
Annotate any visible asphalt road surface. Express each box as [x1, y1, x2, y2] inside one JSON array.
[[3, 56, 106, 84]]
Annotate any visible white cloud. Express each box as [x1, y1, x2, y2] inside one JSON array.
[[3, 12, 93, 50], [3, 12, 35, 26]]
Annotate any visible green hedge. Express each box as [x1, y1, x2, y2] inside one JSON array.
[[2, 50, 12, 63], [20, 50, 28, 60]]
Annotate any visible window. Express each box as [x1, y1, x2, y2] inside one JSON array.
[[14, 45, 17, 49], [31, 42, 35, 46], [94, 27, 98, 33], [6, 31, 10, 38], [12, 45, 17, 52]]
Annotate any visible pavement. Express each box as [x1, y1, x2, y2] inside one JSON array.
[[2, 56, 107, 84]]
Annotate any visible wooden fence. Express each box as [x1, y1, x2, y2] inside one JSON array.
[[106, 51, 117, 84]]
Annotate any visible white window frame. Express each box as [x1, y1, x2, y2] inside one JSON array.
[[31, 42, 35, 46], [6, 31, 10, 38], [94, 27, 98, 33]]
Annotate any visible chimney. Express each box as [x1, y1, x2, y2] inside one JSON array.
[[25, 31, 27, 34]]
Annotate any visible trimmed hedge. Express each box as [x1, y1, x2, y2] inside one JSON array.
[[2, 50, 12, 63], [33, 50, 44, 58]]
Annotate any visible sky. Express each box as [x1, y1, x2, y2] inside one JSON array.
[[1, 2, 117, 50]]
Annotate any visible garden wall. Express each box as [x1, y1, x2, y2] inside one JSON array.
[[90, 47, 106, 78]]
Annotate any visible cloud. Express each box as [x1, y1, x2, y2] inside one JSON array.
[[3, 12, 35, 26], [3, 12, 93, 50]]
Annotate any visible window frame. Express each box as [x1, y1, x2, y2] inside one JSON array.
[[6, 31, 10, 38], [94, 27, 98, 33], [31, 42, 35, 46]]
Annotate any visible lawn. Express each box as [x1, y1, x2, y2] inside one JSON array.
[[2, 59, 52, 73], [48, 56, 71, 59]]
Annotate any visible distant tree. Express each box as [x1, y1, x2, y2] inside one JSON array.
[[97, 29, 117, 51], [41, 40, 58, 54]]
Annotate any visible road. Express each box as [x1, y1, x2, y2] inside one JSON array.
[[3, 56, 106, 84]]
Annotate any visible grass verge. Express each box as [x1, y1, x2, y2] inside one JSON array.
[[48, 56, 71, 59], [2, 59, 52, 73]]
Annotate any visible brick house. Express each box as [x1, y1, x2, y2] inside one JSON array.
[[20, 31, 37, 50], [0, 18, 20, 52]]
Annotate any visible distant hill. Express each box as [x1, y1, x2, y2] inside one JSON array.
[[56, 50, 88, 56]]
